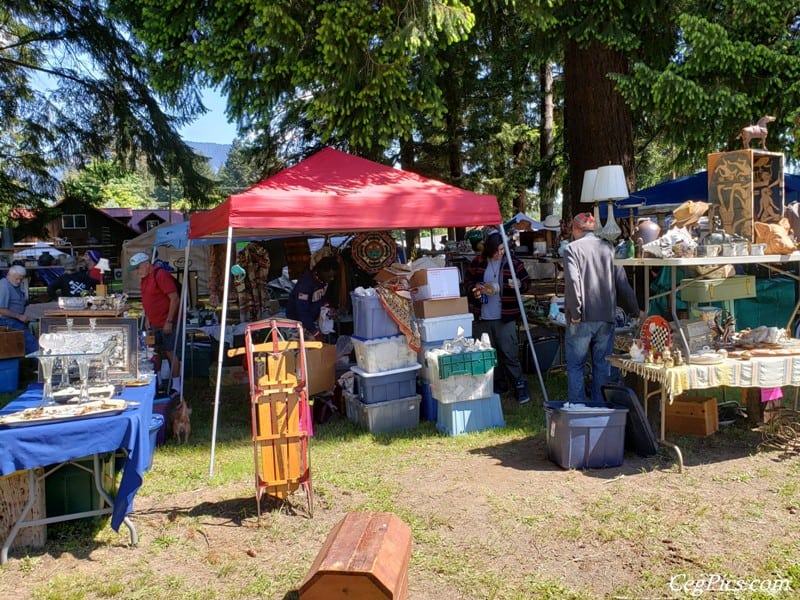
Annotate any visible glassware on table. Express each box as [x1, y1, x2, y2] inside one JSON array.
[[38, 355, 56, 407], [59, 356, 71, 387], [76, 355, 92, 403]]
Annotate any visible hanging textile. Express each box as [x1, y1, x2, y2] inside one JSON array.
[[350, 231, 396, 274], [235, 243, 272, 322], [375, 279, 421, 353]]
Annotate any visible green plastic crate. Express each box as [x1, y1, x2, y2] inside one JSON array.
[[437, 349, 496, 379]]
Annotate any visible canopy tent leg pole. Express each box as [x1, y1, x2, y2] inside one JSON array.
[[498, 227, 548, 404], [171, 242, 191, 399], [209, 228, 234, 477]]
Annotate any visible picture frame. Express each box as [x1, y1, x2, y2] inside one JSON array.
[[38, 317, 138, 381]]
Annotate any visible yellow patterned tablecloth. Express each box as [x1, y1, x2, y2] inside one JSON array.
[[608, 355, 800, 401]]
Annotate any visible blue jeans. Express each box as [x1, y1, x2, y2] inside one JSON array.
[[565, 321, 615, 404], [0, 317, 38, 354]]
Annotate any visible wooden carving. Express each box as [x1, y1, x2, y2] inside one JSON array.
[[737, 115, 775, 150]]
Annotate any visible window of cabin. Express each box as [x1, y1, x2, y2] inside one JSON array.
[[101, 226, 112, 245], [62, 214, 87, 229], [145, 219, 161, 231]]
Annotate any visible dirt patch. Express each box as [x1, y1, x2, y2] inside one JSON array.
[[2, 399, 799, 599]]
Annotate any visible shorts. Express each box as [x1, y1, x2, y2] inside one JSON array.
[[154, 323, 183, 359]]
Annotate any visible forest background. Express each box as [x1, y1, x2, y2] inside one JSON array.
[[1, 0, 799, 230]]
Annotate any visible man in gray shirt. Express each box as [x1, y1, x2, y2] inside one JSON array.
[[0, 265, 38, 353], [563, 213, 641, 404]]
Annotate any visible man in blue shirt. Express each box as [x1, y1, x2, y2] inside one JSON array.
[[0, 265, 38, 353], [286, 257, 339, 339]]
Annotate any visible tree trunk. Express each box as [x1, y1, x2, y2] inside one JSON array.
[[538, 61, 556, 219], [563, 39, 635, 218]]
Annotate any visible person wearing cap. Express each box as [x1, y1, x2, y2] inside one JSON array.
[[46, 255, 96, 300], [84, 249, 104, 284], [129, 252, 182, 397], [465, 231, 532, 404], [563, 212, 641, 405], [0, 265, 38, 353]]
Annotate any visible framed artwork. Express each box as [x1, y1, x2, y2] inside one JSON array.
[[38, 317, 138, 381]]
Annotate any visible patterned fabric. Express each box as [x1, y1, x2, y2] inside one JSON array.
[[610, 354, 800, 401], [235, 243, 272, 323], [375, 280, 421, 353], [351, 231, 396, 273]]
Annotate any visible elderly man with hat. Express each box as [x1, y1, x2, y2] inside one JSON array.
[[563, 213, 641, 404], [129, 252, 183, 398]]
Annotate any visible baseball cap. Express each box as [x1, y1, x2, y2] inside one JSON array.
[[86, 249, 101, 263], [128, 252, 151, 271], [573, 212, 596, 231]]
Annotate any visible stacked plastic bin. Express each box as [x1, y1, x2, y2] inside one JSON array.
[[347, 290, 421, 433], [423, 347, 505, 436], [415, 312, 474, 422]]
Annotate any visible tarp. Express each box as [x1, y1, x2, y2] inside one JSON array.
[[610, 171, 800, 217], [13, 242, 68, 261], [121, 223, 210, 297], [190, 147, 501, 239], [187, 147, 547, 477]]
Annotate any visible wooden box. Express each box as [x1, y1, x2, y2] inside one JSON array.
[[299, 512, 412, 600], [0, 327, 25, 359], [666, 396, 719, 436], [708, 150, 784, 241], [679, 275, 756, 303], [0, 469, 46, 551]]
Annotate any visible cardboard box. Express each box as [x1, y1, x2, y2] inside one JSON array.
[[409, 267, 461, 301], [373, 266, 412, 283], [0, 327, 25, 359], [286, 343, 337, 395], [666, 396, 719, 436], [413, 297, 469, 318], [708, 149, 784, 241]]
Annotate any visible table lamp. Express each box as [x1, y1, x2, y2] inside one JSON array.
[[594, 165, 628, 242]]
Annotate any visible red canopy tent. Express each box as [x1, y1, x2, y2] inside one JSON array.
[[190, 147, 502, 239], [188, 148, 547, 474]]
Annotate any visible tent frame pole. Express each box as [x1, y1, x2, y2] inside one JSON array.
[[498, 226, 549, 404], [209, 228, 234, 477]]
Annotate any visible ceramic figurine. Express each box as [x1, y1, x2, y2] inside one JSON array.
[[646, 349, 655, 364], [738, 115, 775, 150], [674, 349, 684, 366], [662, 347, 674, 368], [629, 339, 644, 361]]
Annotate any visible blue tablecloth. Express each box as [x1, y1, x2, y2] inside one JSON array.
[[0, 378, 155, 531]]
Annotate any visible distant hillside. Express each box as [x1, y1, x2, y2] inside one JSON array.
[[188, 141, 231, 174]]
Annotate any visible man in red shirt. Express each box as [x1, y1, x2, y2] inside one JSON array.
[[129, 252, 182, 397]]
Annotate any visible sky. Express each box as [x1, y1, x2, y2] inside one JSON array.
[[177, 87, 237, 146]]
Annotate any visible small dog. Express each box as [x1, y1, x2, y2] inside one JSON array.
[[171, 398, 192, 443]]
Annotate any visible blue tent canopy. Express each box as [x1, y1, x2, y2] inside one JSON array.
[[599, 171, 800, 219]]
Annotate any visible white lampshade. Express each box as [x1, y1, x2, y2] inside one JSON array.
[[580, 169, 598, 204], [593, 165, 629, 201]]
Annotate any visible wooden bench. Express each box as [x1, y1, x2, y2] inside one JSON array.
[[299, 512, 412, 599]]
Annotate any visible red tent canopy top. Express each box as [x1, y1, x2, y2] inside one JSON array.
[[190, 148, 501, 240]]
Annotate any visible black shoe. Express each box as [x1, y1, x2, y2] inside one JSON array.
[[515, 380, 530, 405]]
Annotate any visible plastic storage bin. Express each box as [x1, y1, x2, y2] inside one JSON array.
[[351, 364, 421, 404], [351, 292, 400, 338], [417, 381, 437, 422], [345, 391, 421, 433], [437, 349, 496, 378], [0, 358, 20, 393], [436, 394, 505, 436], [416, 313, 474, 343], [44, 453, 116, 518], [544, 401, 628, 469], [352, 335, 417, 373], [147, 414, 164, 470], [152, 397, 172, 446], [417, 341, 444, 382], [422, 349, 494, 403]]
